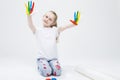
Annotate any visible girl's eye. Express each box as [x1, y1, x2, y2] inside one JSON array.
[[46, 16, 48, 18]]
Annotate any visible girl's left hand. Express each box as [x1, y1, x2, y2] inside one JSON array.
[[70, 11, 80, 25]]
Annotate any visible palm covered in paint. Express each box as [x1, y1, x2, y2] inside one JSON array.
[[70, 11, 80, 25], [25, 1, 35, 15]]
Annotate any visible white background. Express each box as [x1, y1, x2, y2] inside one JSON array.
[[0, 0, 120, 79]]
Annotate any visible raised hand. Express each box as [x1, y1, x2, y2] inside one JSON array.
[[25, 1, 35, 15], [70, 11, 80, 25]]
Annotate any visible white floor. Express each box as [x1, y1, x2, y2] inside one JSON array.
[[0, 62, 88, 80], [0, 58, 119, 80]]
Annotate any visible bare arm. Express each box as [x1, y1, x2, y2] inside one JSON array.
[[27, 15, 36, 34], [58, 11, 80, 33], [58, 23, 76, 33]]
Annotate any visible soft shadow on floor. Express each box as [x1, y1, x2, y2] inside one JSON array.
[[0, 59, 119, 80]]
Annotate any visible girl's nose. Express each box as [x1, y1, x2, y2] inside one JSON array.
[[46, 18, 49, 21]]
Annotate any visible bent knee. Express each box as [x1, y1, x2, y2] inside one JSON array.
[[53, 67, 62, 76], [38, 66, 52, 77]]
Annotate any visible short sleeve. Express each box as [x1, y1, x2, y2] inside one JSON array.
[[53, 27, 60, 37], [34, 27, 42, 38]]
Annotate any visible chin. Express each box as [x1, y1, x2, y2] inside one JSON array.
[[43, 23, 47, 27], [43, 24, 50, 28]]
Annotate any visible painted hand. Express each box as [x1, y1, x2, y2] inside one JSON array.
[[70, 11, 80, 25], [25, 1, 35, 15]]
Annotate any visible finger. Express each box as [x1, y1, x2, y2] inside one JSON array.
[[24, 3, 28, 9], [76, 11, 80, 24], [74, 12, 77, 21], [24, 3, 29, 15], [76, 11, 79, 22], [30, 1, 32, 9], [28, 1, 31, 14], [30, 2, 35, 14], [70, 20, 77, 25]]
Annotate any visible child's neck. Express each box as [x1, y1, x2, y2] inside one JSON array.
[[44, 26, 52, 28]]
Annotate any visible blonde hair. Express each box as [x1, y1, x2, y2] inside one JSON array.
[[49, 11, 58, 27]]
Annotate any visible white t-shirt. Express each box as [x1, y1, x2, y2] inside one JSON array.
[[35, 26, 59, 60]]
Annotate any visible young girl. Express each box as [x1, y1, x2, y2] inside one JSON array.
[[26, 1, 79, 77]]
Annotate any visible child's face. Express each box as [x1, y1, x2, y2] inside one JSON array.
[[42, 12, 56, 27]]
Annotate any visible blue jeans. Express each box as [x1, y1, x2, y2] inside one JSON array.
[[37, 58, 61, 77]]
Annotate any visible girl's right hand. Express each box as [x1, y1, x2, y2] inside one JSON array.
[[25, 1, 35, 15]]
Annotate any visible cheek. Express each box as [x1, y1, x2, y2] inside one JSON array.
[[48, 21, 53, 24]]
